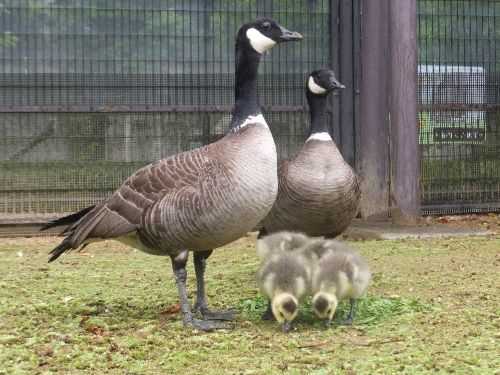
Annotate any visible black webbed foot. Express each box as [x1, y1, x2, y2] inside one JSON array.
[[261, 300, 275, 321], [340, 298, 356, 326], [339, 317, 353, 326], [194, 305, 237, 321], [184, 315, 234, 331], [192, 250, 237, 322]]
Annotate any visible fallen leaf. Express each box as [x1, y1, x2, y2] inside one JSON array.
[[297, 340, 329, 349], [85, 324, 105, 336], [37, 345, 54, 357], [160, 304, 180, 315]]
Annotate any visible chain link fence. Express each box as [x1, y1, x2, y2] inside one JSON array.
[[2, 0, 497, 227], [0, 0, 334, 222], [418, 0, 500, 214]]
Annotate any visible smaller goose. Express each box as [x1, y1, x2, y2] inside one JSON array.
[[256, 234, 314, 332], [311, 241, 371, 326], [260, 69, 360, 239]]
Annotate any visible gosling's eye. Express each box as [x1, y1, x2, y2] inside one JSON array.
[[262, 21, 271, 29]]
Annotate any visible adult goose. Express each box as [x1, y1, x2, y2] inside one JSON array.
[[41, 18, 302, 331], [260, 69, 360, 239]]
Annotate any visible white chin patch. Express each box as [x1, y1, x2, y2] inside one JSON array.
[[306, 132, 332, 142], [308, 76, 327, 94], [240, 113, 268, 128], [246, 28, 276, 54]]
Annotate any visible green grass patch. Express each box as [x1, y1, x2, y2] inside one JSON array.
[[0, 236, 499, 374], [239, 295, 432, 327]]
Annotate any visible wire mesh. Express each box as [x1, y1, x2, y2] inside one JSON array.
[[418, 0, 500, 214], [0, 0, 332, 219]]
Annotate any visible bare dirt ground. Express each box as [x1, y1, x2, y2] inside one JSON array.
[[424, 213, 500, 233]]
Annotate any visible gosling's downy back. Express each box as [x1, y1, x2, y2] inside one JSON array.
[[255, 231, 317, 259], [312, 243, 371, 299], [257, 251, 312, 300]]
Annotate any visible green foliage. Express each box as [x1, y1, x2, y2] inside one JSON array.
[[0, 32, 18, 47], [239, 295, 432, 326]]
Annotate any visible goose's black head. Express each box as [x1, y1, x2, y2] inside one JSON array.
[[307, 69, 345, 96], [237, 18, 303, 54]]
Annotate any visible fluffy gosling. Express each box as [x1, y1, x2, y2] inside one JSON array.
[[256, 233, 315, 332], [256, 230, 314, 258], [311, 241, 371, 326]]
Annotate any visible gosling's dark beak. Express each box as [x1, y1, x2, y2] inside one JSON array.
[[278, 25, 303, 42], [282, 321, 292, 333]]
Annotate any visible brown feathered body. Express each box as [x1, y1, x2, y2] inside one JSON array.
[[58, 122, 277, 256], [262, 139, 360, 237]]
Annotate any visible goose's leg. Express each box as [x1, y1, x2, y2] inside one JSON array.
[[193, 250, 236, 321], [170, 251, 231, 331], [261, 300, 275, 321], [257, 228, 268, 239], [340, 298, 356, 325]]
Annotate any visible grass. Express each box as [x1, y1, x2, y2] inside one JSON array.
[[0, 235, 499, 374]]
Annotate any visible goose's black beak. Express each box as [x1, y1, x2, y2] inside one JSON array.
[[278, 25, 303, 42], [329, 78, 345, 90]]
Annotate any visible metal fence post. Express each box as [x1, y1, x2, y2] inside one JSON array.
[[337, 0, 357, 168]]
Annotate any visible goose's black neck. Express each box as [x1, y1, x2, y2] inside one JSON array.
[[231, 44, 262, 129], [306, 91, 331, 137]]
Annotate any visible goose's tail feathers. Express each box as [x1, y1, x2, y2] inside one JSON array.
[[40, 205, 95, 232], [47, 239, 73, 263]]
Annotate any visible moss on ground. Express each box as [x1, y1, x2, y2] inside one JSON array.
[[0, 235, 499, 374]]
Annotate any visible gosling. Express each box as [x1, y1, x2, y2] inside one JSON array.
[[311, 241, 371, 326], [256, 231, 322, 323], [256, 235, 314, 332], [255, 230, 314, 258]]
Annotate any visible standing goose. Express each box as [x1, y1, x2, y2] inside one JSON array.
[[41, 18, 302, 331], [260, 69, 360, 239]]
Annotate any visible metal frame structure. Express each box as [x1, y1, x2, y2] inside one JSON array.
[[1, 0, 498, 235]]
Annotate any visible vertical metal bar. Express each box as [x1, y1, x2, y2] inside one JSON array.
[[338, 0, 356, 166], [358, 0, 390, 219], [329, 0, 341, 147], [389, 0, 420, 222], [352, 0, 361, 172]]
